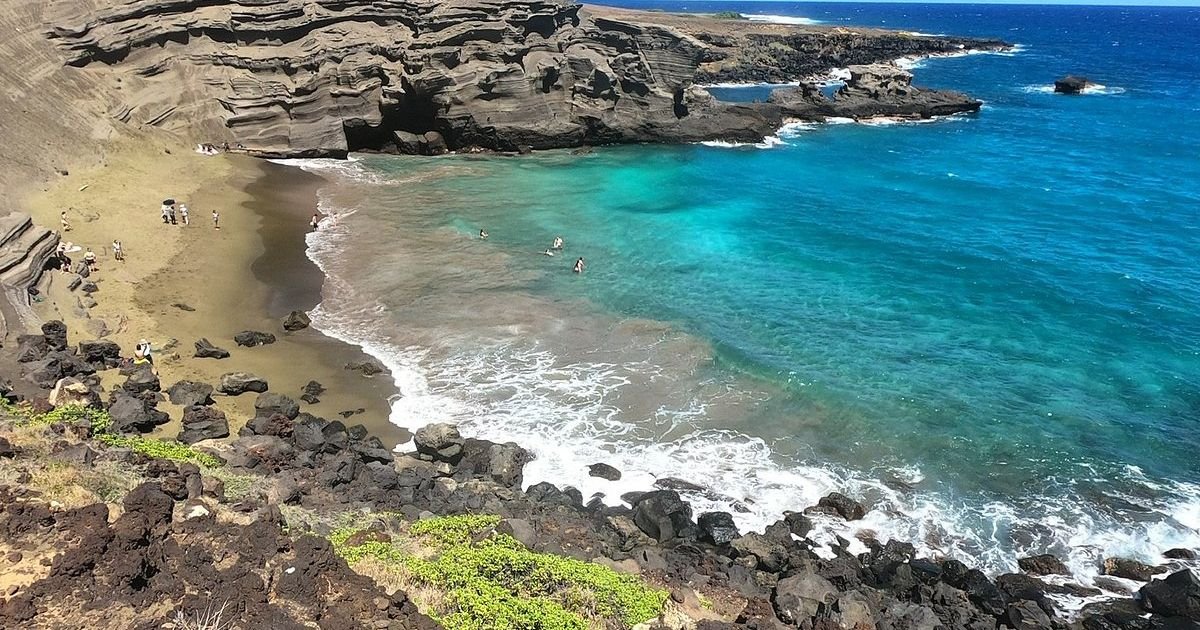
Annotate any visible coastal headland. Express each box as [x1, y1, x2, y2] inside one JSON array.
[[2, 0, 1196, 629]]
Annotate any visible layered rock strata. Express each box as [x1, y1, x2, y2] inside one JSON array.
[[44, 0, 1006, 157]]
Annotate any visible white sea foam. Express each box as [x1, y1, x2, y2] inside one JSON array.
[[744, 14, 821, 26], [286, 157, 1200, 617], [699, 80, 801, 90]]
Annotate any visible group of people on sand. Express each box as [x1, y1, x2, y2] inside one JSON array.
[[479, 229, 584, 273], [160, 198, 222, 229]]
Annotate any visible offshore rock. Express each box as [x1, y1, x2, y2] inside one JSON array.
[[1054, 75, 1090, 94]]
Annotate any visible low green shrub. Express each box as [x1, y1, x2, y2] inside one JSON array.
[[0, 400, 112, 433], [711, 10, 745, 19], [332, 514, 667, 630], [96, 434, 223, 468]]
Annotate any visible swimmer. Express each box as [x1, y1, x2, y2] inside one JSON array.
[[552, 236, 563, 250], [479, 229, 489, 239], [543, 249, 555, 257], [573, 257, 585, 274]]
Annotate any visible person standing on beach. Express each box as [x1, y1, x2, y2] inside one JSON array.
[[134, 339, 153, 366], [169, 204, 178, 225], [83, 247, 98, 272], [161, 203, 170, 224], [180, 203, 190, 225], [60, 211, 71, 232], [310, 213, 320, 230], [112, 240, 123, 261], [212, 210, 220, 230], [573, 257, 585, 274]]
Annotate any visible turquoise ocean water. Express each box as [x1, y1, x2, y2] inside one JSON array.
[[293, 3, 1200, 592]]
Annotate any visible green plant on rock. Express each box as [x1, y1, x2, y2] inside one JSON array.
[[96, 434, 222, 468], [332, 514, 668, 630], [711, 10, 745, 19]]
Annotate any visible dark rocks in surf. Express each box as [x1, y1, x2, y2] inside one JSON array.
[[413, 423, 465, 464], [1018, 554, 1070, 577], [1104, 556, 1167, 582], [193, 338, 230, 359], [813, 492, 868, 521], [1139, 569, 1200, 620], [588, 462, 622, 481], [631, 490, 695, 542], [282, 310, 310, 331], [1164, 548, 1197, 560], [1054, 75, 1089, 94], [234, 330, 277, 347], [697, 511, 740, 546]]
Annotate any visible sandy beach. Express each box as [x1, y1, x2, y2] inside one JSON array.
[[22, 139, 407, 447]]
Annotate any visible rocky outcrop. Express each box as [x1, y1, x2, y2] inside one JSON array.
[[44, 1, 1004, 156], [770, 63, 982, 122], [1054, 75, 1090, 94]]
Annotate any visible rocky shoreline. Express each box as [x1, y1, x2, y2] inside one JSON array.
[[42, 0, 1009, 158], [2, 319, 1199, 629]]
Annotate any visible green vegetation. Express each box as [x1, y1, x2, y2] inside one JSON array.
[[0, 400, 113, 433], [97, 434, 223, 468], [331, 514, 668, 630], [711, 11, 745, 20]]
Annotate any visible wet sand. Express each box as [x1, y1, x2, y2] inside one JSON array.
[[23, 142, 406, 446]]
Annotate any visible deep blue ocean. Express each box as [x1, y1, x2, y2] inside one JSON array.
[[298, 2, 1200, 589]]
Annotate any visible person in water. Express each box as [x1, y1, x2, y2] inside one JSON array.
[[552, 236, 563, 250], [543, 249, 555, 257], [310, 213, 320, 229], [573, 257, 585, 273], [479, 229, 489, 239]]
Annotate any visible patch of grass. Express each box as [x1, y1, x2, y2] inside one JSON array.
[[1, 400, 112, 433], [711, 10, 745, 20], [332, 514, 668, 630], [201, 467, 258, 501], [96, 434, 222, 468]]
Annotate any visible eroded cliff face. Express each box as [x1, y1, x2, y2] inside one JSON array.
[[42, 0, 1005, 157], [44, 0, 780, 156]]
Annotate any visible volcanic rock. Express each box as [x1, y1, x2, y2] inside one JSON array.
[[1054, 76, 1089, 94], [193, 338, 230, 359], [283, 311, 311, 331], [166, 380, 214, 407], [589, 462, 622, 481], [218, 372, 268, 396], [234, 330, 277, 347], [178, 405, 229, 444]]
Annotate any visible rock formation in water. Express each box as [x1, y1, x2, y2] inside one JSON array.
[[43, 0, 1007, 157], [769, 63, 982, 121], [1055, 75, 1091, 94]]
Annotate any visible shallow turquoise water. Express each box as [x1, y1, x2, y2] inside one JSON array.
[[300, 3, 1200, 582]]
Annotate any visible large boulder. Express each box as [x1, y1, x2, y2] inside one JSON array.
[[1018, 554, 1069, 576], [120, 364, 161, 394], [254, 392, 300, 420], [41, 320, 68, 351], [414, 423, 465, 463], [588, 462, 622, 481], [49, 377, 101, 409], [816, 492, 867, 520], [1139, 569, 1200, 620], [194, 338, 231, 359], [1103, 557, 1165, 582], [16, 334, 49, 363], [218, 372, 268, 395], [1054, 76, 1089, 94], [283, 311, 311, 331], [697, 511, 740, 546], [108, 392, 169, 433], [77, 340, 121, 369], [731, 531, 788, 572], [631, 490, 695, 542], [234, 330, 277, 347], [167, 380, 214, 407], [178, 405, 230, 444], [773, 570, 836, 625]]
